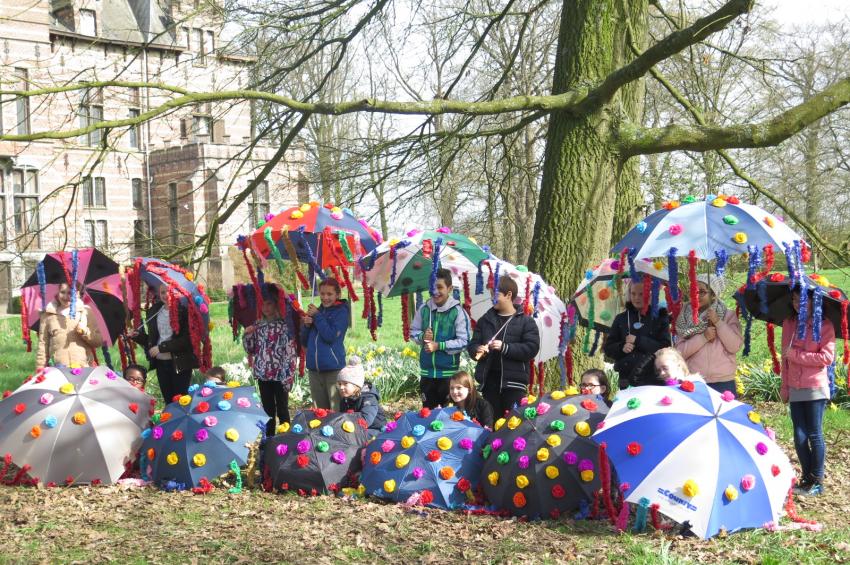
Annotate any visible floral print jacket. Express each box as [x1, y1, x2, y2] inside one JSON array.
[[242, 319, 298, 389]]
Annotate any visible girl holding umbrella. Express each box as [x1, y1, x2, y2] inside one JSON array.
[[36, 282, 103, 369], [675, 275, 743, 396]]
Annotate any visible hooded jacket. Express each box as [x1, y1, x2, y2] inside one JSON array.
[[603, 303, 670, 386], [676, 308, 743, 383], [780, 317, 835, 402], [468, 307, 540, 393], [456, 395, 494, 429], [339, 381, 387, 431], [36, 302, 103, 369], [301, 300, 349, 372], [132, 301, 199, 373], [411, 296, 471, 379]]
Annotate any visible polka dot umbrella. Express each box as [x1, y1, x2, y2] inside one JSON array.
[[140, 383, 266, 489], [593, 380, 794, 539], [263, 409, 371, 495], [359, 407, 490, 509], [480, 391, 609, 519], [0, 366, 154, 486]]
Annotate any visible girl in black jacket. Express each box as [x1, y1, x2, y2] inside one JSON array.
[[468, 277, 540, 419], [131, 284, 199, 404], [602, 280, 670, 388], [449, 371, 494, 429]]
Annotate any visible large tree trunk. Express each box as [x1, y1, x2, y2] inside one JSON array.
[[529, 0, 648, 382]]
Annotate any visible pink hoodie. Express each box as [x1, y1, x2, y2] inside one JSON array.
[[676, 309, 743, 383], [780, 317, 835, 402]]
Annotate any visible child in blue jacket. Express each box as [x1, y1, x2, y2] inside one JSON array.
[[301, 278, 349, 410], [410, 268, 471, 408]]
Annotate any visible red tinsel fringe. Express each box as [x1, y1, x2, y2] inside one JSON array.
[[340, 267, 358, 302], [785, 480, 818, 524], [20, 289, 31, 352], [462, 272, 472, 321], [118, 335, 128, 372], [766, 323, 780, 374], [598, 443, 617, 524], [522, 276, 532, 316], [650, 503, 663, 530], [688, 250, 699, 324], [664, 284, 678, 337], [485, 262, 494, 290], [361, 277, 372, 320], [641, 274, 651, 316], [800, 241, 811, 263], [590, 490, 600, 520], [762, 244, 775, 274], [537, 362, 545, 397], [401, 292, 411, 342], [842, 300, 849, 367], [367, 285, 378, 341], [241, 248, 264, 320], [565, 345, 574, 387]]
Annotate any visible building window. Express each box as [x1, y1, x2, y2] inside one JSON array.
[[79, 88, 104, 146], [133, 220, 147, 255], [128, 87, 141, 148], [82, 176, 106, 208], [83, 220, 106, 247], [249, 180, 270, 228], [169, 182, 178, 245], [194, 29, 205, 65], [132, 178, 144, 209], [12, 169, 39, 245], [79, 9, 96, 36], [14, 68, 31, 136], [192, 103, 212, 142], [205, 30, 214, 56]]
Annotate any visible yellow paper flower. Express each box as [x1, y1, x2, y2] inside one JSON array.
[[193, 454, 206, 467], [395, 454, 410, 468], [341, 421, 354, 433], [683, 479, 699, 497], [401, 436, 415, 449], [545, 465, 560, 480], [653, 259, 664, 271], [437, 437, 453, 450], [546, 434, 562, 447], [166, 452, 179, 465], [357, 484, 366, 496], [59, 383, 75, 394], [225, 428, 239, 442], [226, 381, 240, 388], [526, 395, 537, 404], [515, 474, 529, 489], [299, 203, 311, 212], [747, 411, 761, 424], [550, 390, 566, 400], [580, 470, 594, 482], [536, 447, 550, 462], [507, 416, 522, 430], [564, 386, 579, 396], [184, 272, 194, 281], [309, 419, 322, 429], [178, 395, 192, 406], [494, 418, 506, 431], [383, 479, 396, 493], [291, 210, 303, 219], [711, 197, 727, 207], [733, 232, 748, 244], [575, 421, 591, 437], [72, 412, 87, 425], [277, 422, 291, 434], [488, 471, 500, 486], [562, 404, 578, 416], [724, 485, 738, 501]]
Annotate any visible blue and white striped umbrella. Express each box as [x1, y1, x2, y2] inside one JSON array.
[[612, 197, 802, 260], [593, 381, 794, 539]]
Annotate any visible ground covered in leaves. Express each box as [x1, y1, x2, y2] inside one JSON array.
[[1, 402, 849, 564]]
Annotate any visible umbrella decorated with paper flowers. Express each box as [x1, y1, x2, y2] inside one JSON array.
[[359, 407, 490, 510], [0, 366, 154, 486], [263, 409, 371, 495]]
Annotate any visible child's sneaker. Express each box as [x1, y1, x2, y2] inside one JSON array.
[[801, 483, 824, 497], [793, 479, 813, 495]]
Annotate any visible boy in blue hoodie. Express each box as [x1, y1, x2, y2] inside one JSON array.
[[410, 268, 471, 408], [302, 278, 349, 410]]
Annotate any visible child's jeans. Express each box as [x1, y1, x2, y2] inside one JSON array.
[[789, 399, 827, 483]]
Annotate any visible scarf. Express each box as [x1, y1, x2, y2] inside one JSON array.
[[675, 300, 728, 340]]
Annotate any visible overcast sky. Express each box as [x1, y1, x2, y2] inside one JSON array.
[[765, 0, 849, 27]]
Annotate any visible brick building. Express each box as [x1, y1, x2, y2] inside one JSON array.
[[0, 0, 307, 311]]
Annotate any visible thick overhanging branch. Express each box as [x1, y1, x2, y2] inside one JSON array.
[[617, 76, 850, 155]]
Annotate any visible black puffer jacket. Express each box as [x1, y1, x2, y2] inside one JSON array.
[[602, 303, 670, 387], [468, 308, 540, 393], [339, 382, 387, 431], [457, 395, 494, 429], [132, 301, 199, 373]]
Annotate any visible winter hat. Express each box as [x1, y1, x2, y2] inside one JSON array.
[[337, 356, 365, 389], [696, 274, 726, 298]]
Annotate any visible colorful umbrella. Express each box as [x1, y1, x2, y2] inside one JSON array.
[[359, 407, 490, 509], [140, 383, 266, 488], [125, 258, 213, 371], [246, 202, 382, 276], [593, 380, 794, 539], [20, 248, 124, 347], [263, 409, 370, 494], [0, 366, 154, 485], [470, 258, 568, 363], [612, 196, 803, 261], [480, 391, 608, 519], [571, 257, 668, 332], [228, 282, 304, 340]]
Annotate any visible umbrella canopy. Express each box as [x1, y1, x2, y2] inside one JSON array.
[[469, 259, 568, 363], [20, 248, 124, 346], [0, 366, 153, 485], [571, 257, 668, 333], [359, 407, 490, 509], [140, 384, 266, 488], [263, 409, 371, 494], [246, 202, 382, 272], [612, 196, 803, 261], [735, 272, 848, 332], [361, 228, 490, 297], [480, 391, 608, 519], [593, 380, 794, 539]]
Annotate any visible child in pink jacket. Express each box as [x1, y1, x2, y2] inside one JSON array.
[[781, 288, 835, 497], [675, 275, 743, 396]]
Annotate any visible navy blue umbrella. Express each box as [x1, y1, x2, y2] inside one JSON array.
[[140, 383, 266, 488]]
